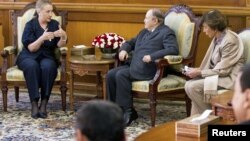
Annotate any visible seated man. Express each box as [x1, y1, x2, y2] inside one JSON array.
[[232, 63, 250, 124], [106, 8, 179, 126], [75, 100, 125, 141]]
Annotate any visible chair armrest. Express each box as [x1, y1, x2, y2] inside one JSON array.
[[58, 47, 68, 81], [164, 55, 183, 64], [1, 46, 15, 75], [149, 56, 186, 86], [2, 46, 15, 56], [149, 58, 171, 86], [59, 47, 68, 55]]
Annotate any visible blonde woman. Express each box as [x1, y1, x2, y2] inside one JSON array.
[[16, 0, 67, 119]]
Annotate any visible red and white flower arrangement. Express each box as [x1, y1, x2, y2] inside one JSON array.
[[92, 33, 125, 50]]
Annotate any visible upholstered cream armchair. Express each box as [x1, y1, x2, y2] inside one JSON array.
[[1, 2, 68, 112], [216, 28, 250, 97], [239, 28, 250, 63], [126, 5, 201, 127], [218, 29, 250, 96], [210, 28, 250, 121]]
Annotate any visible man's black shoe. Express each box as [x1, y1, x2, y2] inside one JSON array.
[[123, 108, 138, 126]]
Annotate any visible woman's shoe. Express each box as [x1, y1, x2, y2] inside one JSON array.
[[39, 112, 48, 119], [31, 101, 39, 119], [39, 98, 48, 119], [31, 112, 40, 119]]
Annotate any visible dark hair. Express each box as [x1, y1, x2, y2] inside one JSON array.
[[76, 100, 125, 141], [201, 10, 227, 32], [240, 63, 250, 92], [151, 8, 164, 24]]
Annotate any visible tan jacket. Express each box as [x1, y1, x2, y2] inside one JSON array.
[[200, 29, 245, 89]]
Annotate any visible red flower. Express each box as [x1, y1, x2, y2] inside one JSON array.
[[92, 33, 125, 49]]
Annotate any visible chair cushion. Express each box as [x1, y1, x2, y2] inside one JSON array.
[[17, 8, 36, 52], [164, 55, 183, 64], [6, 66, 61, 81], [132, 75, 186, 92], [164, 12, 195, 59], [238, 30, 250, 63], [218, 89, 229, 95], [17, 9, 62, 53]]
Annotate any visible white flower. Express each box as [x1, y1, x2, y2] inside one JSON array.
[[113, 42, 118, 49], [100, 43, 105, 48], [108, 41, 112, 46], [92, 33, 125, 49]]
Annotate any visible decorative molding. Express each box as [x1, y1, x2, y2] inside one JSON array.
[[73, 69, 89, 77], [247, 0, 250, 7], [246, 16, 250, 27], [0, 2, 250, 16]]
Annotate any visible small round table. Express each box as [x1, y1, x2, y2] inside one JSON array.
[[69, 55, 115, 110]]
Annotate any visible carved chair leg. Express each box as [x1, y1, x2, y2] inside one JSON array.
[[2, 85, 8, 112], [185, 94, 191, 116], [60, 84, 67, 111], [14, 86, 19, 102], [149, 92, 157, 127]]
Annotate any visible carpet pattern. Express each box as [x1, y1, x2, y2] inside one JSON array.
[[0, 92, 186, 141]]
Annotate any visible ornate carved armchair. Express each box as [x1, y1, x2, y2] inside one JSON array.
[[217, 28, 250, 97], [126, 5, 201, 127], [210, 28, 250, 122], [239, 28, 250, 64], [1, 2, 68, 112]]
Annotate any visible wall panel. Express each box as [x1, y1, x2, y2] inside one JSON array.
[[0, 1, 249, 94], [67, 21, 142, 48], [0, 24, 4, 69], [12, 0, 246, 7]]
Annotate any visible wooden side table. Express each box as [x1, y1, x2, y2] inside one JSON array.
[[69, 55, 115, 110], [210, 90, 235, 122]]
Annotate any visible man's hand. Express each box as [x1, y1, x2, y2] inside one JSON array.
[[142, 55, 151, 63], [119, 50, 128, 61]]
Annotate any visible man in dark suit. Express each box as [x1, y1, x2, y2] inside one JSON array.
[[106, 8, 178, 126], [232, 63, 250, 125]]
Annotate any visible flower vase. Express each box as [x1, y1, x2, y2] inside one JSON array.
[[100, 48, 117, 59]]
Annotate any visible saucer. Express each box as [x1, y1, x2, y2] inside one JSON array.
[[82, 55, 95, 60]]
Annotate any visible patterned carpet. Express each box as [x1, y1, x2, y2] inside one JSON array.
[[0, 91, 186, 141]]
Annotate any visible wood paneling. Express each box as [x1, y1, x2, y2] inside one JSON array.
[[247, 0, 250, 6], [68, 12, 144, 23], [0, 24, 4, 69], [246, 17, 250, 27], [0, 2, 249, 16], [13, 0, 246, 7], [67, 21, 142, 48], [0, 1, 249, 94]]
